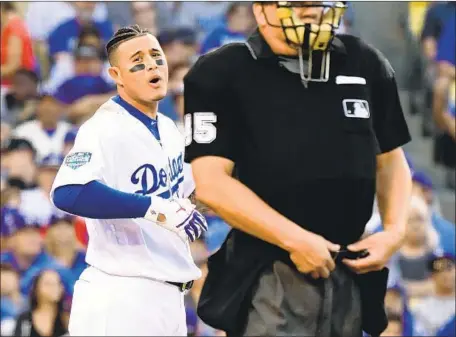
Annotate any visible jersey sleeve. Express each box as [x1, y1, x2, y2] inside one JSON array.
[[184, 52, 239, 163], [51, 122, 105, 196], [370, 49, 412, 154]]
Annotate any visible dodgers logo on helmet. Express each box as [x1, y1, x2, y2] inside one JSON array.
[[131, 153, 184, 199]]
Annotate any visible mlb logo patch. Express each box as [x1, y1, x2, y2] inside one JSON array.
[[65, 152, 92, 170], [343, 99, 370, 119]]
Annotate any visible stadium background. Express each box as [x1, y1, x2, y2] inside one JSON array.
[[0, 1, 454, 336]]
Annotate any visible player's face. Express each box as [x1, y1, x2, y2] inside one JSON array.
[[109, 34, 168, 104]]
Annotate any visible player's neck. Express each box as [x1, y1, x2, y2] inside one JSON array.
[[118, 92, 159, 119]]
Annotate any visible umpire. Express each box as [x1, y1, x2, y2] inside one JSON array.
[[184, 2, 412, 337]]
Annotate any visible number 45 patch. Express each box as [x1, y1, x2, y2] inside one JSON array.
[[184, 112, 217, 146]]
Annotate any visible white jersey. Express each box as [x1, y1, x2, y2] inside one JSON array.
[[51, 97, 201, 282], [14, 120, 71, 163]]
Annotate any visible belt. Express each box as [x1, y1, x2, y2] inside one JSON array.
[[166, 280, 194, 292]]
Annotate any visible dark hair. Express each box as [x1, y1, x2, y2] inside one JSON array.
[[14, 69, 39, 84], [0, 262, 17, 274], [1, 2, 16, 12], [78, 25, 101, 43], [30, 269, 65, 312], [106, 24, 151, 64]]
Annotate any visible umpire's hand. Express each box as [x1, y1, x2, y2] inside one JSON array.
[[288, 231, 340, 279], [342, 230, 404, 274]]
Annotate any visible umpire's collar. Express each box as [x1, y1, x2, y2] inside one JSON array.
[[245, 28, 347, 60]]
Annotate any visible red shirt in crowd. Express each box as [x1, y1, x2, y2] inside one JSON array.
[[1, 16, 35, 86]]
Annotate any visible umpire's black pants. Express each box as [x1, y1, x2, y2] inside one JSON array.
[[236, 261, 362, 337]]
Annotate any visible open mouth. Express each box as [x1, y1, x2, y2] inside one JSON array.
[[149, 74, 162, 85]]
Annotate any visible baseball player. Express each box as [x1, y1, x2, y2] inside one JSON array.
[[50, 25, 207, 336]]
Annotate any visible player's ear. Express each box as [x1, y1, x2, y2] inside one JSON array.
[[108, 66, 124, 87], [253, 3, 267, 26]]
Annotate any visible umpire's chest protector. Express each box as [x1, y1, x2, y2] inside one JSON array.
[[98, 101, 185, 200], [232, 39, 379, 188]]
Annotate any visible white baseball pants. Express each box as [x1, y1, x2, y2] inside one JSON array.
[[68, 267, 187, 336]]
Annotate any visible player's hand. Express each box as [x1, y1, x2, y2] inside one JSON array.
[[288, 231, 340, 279], [342, 230, 404, 274], [144, 198, 208, 243]]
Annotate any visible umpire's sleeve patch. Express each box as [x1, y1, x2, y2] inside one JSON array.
[[64, 152, 92, 170]]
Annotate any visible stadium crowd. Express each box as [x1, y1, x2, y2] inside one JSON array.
[[0, 2, 454, 336]]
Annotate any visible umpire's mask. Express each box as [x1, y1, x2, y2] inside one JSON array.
[[263, 1, 346, 85]]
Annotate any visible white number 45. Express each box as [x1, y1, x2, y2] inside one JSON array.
[[185, 112, 217, 146]]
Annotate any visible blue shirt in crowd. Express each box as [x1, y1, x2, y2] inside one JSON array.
[[48, 18, 113, 58], [0, 251, 76, 297], [200, 26, 246, 54], [436, 13, 455, 67], [54, 75, 114, 105]]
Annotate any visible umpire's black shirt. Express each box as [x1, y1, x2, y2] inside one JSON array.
[[184, 30, 411, 261]]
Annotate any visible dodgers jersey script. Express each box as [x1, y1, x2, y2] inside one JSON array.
[[51, 96, 201, 283]]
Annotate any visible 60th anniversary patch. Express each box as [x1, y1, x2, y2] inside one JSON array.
[[65, 152, 92, 170]]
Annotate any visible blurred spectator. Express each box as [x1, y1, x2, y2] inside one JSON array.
[[412, 170, 456, 255], [384, 284, 418, 336], [420, 2, 456, 63], [13, 94, 70, 163], [433, 10, 456, 189], [336, 2, 354, 34], [412, 254, 456, 335], [44, 216, 87, 280], [62, 128, 78, 157], [171, 2, 230, 41], [25, 2, 107, 43], [73, 217, 88, 249], [437, 315, 456, 337], [419, 2, 455, 137], [45, 27, 113, 94], [203, 212, 231, 254], [159, 28, 198, 73], [0, 69, 39, 126], [54, 44, 116, 124], [390, 196, 439, 298], [47, 2, 113, 62], [350, 2, 423, 117], [132, 2, 158, 36], [0, 206, 76, 300], [19, 155, 66, 226], [1, 186, 21, 210], [381, 312, 403, 337], [159, 62, 190, 122], [0, 263, 25, 320], [200, 3, 253, 54], [186, 239, 225, 336], [25, 2, 108, 82], [0, 208, 51, 293], [0, 2, 35, 88], [105, 2, 133, 32], [12, 269, 68, 337], [2, 138, 37, 190]]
